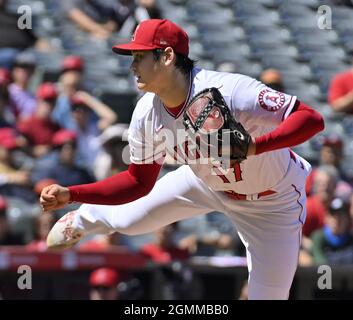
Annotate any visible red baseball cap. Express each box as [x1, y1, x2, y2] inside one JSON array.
[[89, 268, 120, 287], [34, 178, 57, 195], [70, 94, 86, 107], [52, 129, 77, 147], [37, 82, 58, 100], [0, 196, 7, 211], [112, 19, 189, 56], [70, 94, 90, 112], [62, 56, 84, 72], [0, 128, 18, 150], [0, 68, 11, 85], [323, 136, 343, 149]]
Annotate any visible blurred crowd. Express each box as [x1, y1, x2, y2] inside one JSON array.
[[2, 0, 353, 300]]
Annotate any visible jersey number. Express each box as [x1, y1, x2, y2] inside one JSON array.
[[174, 141, 200, 162], [213, 163, 243, 183], [177, 141, 243, 183]]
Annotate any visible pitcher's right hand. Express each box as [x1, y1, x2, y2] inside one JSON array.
[[40, 184, 71, 212]]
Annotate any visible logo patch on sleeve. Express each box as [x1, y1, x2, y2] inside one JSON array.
[[258, 89, 285, 112]]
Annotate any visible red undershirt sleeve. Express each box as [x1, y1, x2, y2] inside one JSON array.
[[255, 101, 325, 155], [68, 161, 163, 205]]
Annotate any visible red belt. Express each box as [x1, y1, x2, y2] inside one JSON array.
[[224, 189, 277, 201]]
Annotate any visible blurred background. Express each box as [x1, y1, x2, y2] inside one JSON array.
[[1, 0, 353, 300]]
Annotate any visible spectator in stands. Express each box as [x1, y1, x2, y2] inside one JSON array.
[[0, 128, 34, 202], [52, 56, 85, 129], [62, 56, 84, 81], [8, 52, 37, 119], [94, 123, 129, 180], [53, 56, 116, 140], [138, 0, 162, 19], [306, 135, 353, 196], [175, 214, 239, 257], [311, 197, 353, 265], [139, 223, 190, 264], [26, 211, 56, 251], [71, 92, 117, 131], [303, 165, 338, 238], [139, 223, 203, 300], [89, 267, 120, 300], [17, 82, 60, 158], [260, 68, 285, 92], [31, 129, 95, 186], [328, 62, 353, 113], [298, 244, 314, 267], [0, 0, 37, 68], [61, 0, 135, 39], [60, 0, 161, 40], [0, 128, 38, 203], [60, 0, 115, 40], [320, 136, 344, 168], [78, 232, 123, 251], [69, 93, 117, 171], [0, 68, 14, 127], [238, 280, 249, 300], [199, 212, 240, 257], [0, 195, 24, 245]]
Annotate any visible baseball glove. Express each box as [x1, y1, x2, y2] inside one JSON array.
[[183, 87, 251, 163]]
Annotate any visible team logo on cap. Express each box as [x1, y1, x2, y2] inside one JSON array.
[[258, 89, 285, 112]]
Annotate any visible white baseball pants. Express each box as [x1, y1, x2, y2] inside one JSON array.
[[74, 157, 309, 300]]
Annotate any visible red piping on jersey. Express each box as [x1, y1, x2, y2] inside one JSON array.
[[281, 95, 294, 121], [292, 184, 305, 225], [289, 149, 304, 169], [68, 162, 162, 205], [165, 102, 185, 117], [255, 101, 324, 155], [163, 72, 193, 118]]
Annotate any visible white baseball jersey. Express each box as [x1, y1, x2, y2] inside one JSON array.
[[128, 68, 299, 194]]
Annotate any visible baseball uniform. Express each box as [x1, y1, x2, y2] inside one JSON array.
[[71, 68, 311, 299]]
